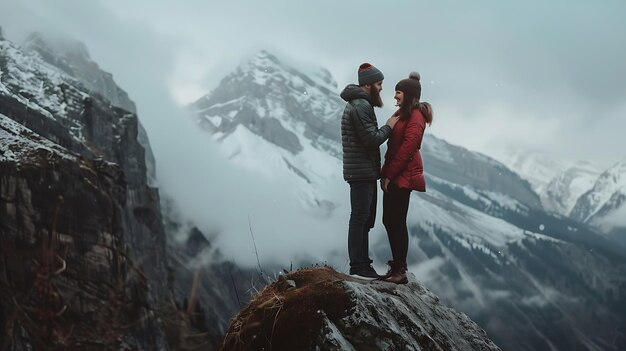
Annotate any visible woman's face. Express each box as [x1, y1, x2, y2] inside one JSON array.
[[394, 90, 404, 107]]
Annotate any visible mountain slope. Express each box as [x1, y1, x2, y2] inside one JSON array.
[[190, 50, 342, 157], [21, 32, 157, 186], [189, 50, 345, 211], [541, 162, 600, 215], [570, 160, 626, 227]]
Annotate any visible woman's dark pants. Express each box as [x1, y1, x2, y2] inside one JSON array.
[[383, 183, 412, 263]]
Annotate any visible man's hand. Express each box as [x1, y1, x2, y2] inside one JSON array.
[[386, 116, 400, 129], [381, 178, 391, 192]]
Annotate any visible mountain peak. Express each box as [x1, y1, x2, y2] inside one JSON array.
[[255, 49, 276, 61], [245, 49, 282, 70], [23, 32, 91, 62], [189, 49, 344, 157], [570, 157, 626, 222], [603, 159, 626, 186], [19, 32, 136, 114]]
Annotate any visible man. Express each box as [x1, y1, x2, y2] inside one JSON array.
[[340, 63, 399, 279]]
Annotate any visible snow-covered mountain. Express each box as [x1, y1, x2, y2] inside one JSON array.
[[190, 50, 626, 351], [189, 50, 344, 212], [570, 160, 626, 227], [20, 32, 157, 185], [492, 148, 604, 218], [191, 50, 341, 155], [22, 32, 136, 113], [541, 161, 600, 215]]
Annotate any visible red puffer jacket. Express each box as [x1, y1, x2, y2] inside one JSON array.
[[381, 108, 426, 192]]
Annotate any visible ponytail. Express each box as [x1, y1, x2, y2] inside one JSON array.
[[417, 101, 433, 126]]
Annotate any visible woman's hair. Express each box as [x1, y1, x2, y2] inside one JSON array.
[[399, 97, 433, 126]]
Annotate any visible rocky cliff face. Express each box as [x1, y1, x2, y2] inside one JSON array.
[[1, 32, 248, 350], [221, 267, 502, 351], [0, 34, 167, 302], [20, 32, 157, 186], [1, 114, 166, 349]]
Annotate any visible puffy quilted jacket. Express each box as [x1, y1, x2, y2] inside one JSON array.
[[381, 108, 426, 192], [340, 84, 392, 182]]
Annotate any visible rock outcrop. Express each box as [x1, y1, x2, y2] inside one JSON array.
[[221, 266, 501, 351]]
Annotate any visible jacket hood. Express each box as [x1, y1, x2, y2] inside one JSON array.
[[340, 84, 370, 102]]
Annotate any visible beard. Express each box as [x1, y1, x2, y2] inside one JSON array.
[[369, 86, 384, 108]]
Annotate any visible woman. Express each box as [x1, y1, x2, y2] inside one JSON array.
[[380, 72, 433, 284]]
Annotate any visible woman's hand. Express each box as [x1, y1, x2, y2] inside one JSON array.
[[381, 178, 391, 192]]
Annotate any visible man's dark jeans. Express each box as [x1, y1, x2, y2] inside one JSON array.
[[348, 180, 377, 269]]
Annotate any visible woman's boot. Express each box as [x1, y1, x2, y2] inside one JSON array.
[[384, 261, 407, 284], [380, 260, 396, 279]]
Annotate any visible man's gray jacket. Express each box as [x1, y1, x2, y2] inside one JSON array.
[[340, 84, 391, 182]]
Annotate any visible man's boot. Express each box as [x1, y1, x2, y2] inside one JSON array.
[[384, 261, 407, 284]]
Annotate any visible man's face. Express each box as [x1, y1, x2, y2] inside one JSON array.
[[369, 81, 384, 108], [372, 81, 383, 93]]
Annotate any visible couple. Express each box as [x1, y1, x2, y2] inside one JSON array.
[[340, 63, 433, 284]]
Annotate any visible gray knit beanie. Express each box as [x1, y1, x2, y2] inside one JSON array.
[[358, 63, 384, 86]]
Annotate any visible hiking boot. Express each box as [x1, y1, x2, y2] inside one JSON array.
[[379, 260, 396, 279], [349, 265, 381, 280], [383, 261, 408, 284]]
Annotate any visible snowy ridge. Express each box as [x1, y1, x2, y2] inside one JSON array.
[[428, 174, 529, 213], [190, 50, 343, 157], [424, 134, 510, 169], [570, 159, 626, 223], [542, 161, 600, 215], [404, 184, 552, 251], [0, 37, 90, 142], [0, 113, 76, 164], [421, 134, 541, 210], [188, 50, 348, 211], [21, 32, 137, 114]]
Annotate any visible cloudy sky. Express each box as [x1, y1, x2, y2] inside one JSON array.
[[2, 0, 625, 170], [1, 0, 625, 267]]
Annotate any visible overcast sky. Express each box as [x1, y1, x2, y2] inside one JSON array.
[[1, 0, 625, 170]]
